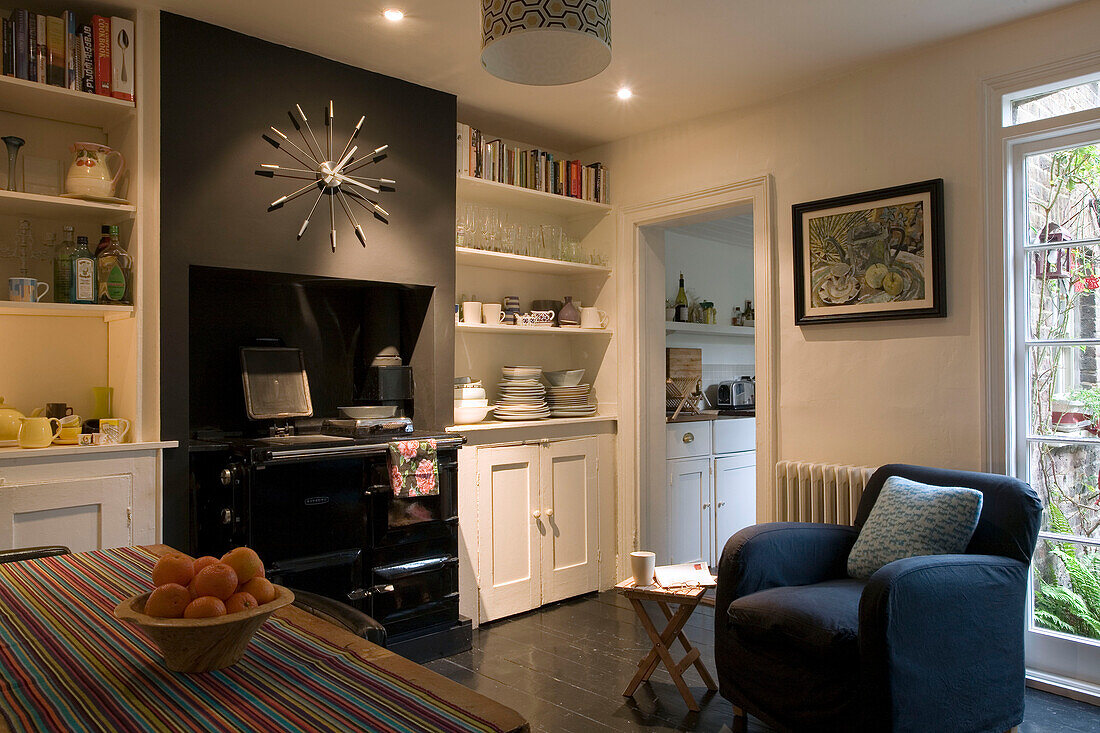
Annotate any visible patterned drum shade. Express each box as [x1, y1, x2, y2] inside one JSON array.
[[480, 0, 612, 85]]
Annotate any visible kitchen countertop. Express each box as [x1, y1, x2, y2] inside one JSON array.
[[667, 413, 753, 424]]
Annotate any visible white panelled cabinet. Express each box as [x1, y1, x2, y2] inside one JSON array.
[[0, 446, 170, 553], [664, 419, 756, 567], [472, 436, 599, 622]]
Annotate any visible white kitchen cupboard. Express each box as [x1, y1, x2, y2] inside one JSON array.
[[667, 457, 712, 566], [473, 437, 598, 622], [661, 419, 756, 567]]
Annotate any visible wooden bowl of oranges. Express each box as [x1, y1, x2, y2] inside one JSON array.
[[114, 547, 294, 673]]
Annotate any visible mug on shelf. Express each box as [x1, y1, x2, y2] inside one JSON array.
[[579, 307, 610, 329], [17, 416, 62, 449], [8, 277, 49, 303], [481, 303, 505, 324], [44, 402, 74, 420], [461, 301, 482, 325], [99, 418, 131, 445]]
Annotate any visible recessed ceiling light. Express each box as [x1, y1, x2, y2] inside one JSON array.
[[616, 87, 632, 100], [383, 9, 405, 21]]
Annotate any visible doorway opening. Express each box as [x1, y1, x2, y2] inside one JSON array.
[[613, 176, 776, 577]]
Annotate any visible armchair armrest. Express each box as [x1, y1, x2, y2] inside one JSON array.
[[717, 522, 859, 602], [858, 554, 1029, 732], [0, 546, 70, 564]]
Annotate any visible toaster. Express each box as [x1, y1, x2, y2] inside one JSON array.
[[717, 377, 755, 408]]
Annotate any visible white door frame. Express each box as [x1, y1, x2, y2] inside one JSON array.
[[614, 175, 778, 578]]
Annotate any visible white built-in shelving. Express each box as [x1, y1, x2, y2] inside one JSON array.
[[0, 301, 133, 321], [0, 74, 134, 129], [665, 322, 755, 337], [0, 189, 135, 224], [457, 174, 610, 217], [457, 322, 612, 336], [455, 246, 610, 276], [445, 415, 617, 433]]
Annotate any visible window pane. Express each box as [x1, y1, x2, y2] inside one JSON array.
[[1026, 244, 1100, 341], [1025, 145, 1100, 245], [1012, 79, 1100, 125], [1029, 442, 1100, 539], [1033, 539, 1100, 642]]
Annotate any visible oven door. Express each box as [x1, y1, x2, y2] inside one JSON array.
[[267, 548, 366, 609], [368, 554, 459, 637], [366, 451, 458, 548]]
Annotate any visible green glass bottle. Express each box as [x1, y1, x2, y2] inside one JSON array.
[[96, 225, 132, 305], [71, 236, 96, 304], [53, 225, 76, 303]]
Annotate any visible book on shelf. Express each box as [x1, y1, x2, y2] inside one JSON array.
[[1, 7, 131, 102], [456, 122, 609, 204]]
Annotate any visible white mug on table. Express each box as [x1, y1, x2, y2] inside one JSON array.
[[462, 301, 482, 325], [630, 551, 656, 587], [481, 303, 505, 324], [8, 277, 49, 303], [579, 307, 609, 329]]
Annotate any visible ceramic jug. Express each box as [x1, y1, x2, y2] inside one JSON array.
[[17, 416, 62, 449], [65, 142, 125, 198], [0, 397, 25, 443]]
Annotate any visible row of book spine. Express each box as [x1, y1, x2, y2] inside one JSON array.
[[456, 123, 609, 205], [2, 9, 133, 102]]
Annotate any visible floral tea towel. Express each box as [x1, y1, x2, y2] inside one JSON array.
[[388, 438, 439, 498]]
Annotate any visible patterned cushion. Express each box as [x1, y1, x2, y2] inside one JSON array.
[[847, 476, 983, 579]]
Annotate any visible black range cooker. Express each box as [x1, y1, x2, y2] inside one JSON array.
[[189, 345, 468, 660]]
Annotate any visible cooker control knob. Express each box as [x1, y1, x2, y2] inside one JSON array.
[[220, 465, 241, 486], [220, 508, 233, 525]]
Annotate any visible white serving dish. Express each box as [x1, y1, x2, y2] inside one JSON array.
[[455, 398, 488, 408], [545, 369, 586, 387], [454, 386, 486, 400], [453, 404, 492, 424]]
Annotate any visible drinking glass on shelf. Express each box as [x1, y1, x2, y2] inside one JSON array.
[[541, 224, 563, 260], [500, 223, 517, 255], [478, 206, 499, 251]]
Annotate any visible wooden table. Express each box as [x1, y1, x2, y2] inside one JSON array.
[[616, 578, 717, 712], [0, 544, 528, 733]]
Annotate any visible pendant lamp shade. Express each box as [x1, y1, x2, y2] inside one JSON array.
[[481, 0, 611, 86]]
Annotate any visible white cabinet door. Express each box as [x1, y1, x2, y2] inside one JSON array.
[[714, 453, 756, 565], [0, 475, 133, 553], [539, 437, 598, 604], [475, 445, 542, 621], [667, 457, 711, 565]]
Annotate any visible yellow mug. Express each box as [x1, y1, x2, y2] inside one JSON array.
[[55, 425, 82, 444], [18, 417, 62, 449], [100, 418, 130, 445]]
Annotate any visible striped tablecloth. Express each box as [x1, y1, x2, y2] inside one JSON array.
[[0, 547, 502, 733]]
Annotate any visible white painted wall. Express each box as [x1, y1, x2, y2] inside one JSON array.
[[583, 1, 1100, 471], [664, 227, 753, 325]]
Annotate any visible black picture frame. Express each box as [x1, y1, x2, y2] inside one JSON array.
[[792, 178, 945, 325]]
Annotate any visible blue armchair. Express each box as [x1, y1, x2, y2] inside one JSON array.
[[715, 464, 1042, 733]]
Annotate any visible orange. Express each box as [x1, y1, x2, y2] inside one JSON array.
[[225, 591, 258, 614], [221, 547, 264, 584], [242, 577, 276, 604], [192, 556, 220, 574], [187, 578, 201, 600], [184, 596, 227, 618], [192, 563, 239, 601], [144, 583, 191, 618], [151, 554, 194, 588]]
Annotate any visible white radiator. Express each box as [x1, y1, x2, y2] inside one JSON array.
[[774, 461, 878, 525]]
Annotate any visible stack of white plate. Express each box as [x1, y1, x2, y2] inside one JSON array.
[[494, 366, 550, 421], [546, 384, 598, 417]]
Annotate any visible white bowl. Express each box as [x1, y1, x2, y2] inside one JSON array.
[[338, 405, 397, 419], [453, 404, 491, 424], [454, 386, 486, 400], [454, 398, 488, 407], [545, 369, 586, 387]]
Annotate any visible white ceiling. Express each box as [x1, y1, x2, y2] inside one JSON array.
[[147, 0, 1082, 151], [668, 215, 755, 248]]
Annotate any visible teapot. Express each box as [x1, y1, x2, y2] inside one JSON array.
[[0, 396, 25, 443], [65, 142, 125, 199]]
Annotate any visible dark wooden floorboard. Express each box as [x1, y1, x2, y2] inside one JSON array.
[[439, 591, 1098, 732]]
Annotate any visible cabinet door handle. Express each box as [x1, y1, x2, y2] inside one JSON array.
[[702, 502, 710, 510], [717, 501, 725, 508], [544, 508, 553, 517], [683, 432, 695, 444], [532, 509, 542, 519]]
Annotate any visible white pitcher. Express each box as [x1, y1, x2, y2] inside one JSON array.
[[65, 142, 125, 198]]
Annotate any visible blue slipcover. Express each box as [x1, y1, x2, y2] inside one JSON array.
[[715, 464, 1042, 733]]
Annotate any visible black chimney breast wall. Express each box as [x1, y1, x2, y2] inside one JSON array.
[[160, 13, 456, 552]]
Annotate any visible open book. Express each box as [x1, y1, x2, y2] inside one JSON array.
[[654, 562, 717, 588]]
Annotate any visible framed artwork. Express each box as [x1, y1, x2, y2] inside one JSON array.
[[792, 178, 945, 325]]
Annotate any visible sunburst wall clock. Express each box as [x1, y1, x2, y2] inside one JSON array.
[[255, 100, 393, 252]]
